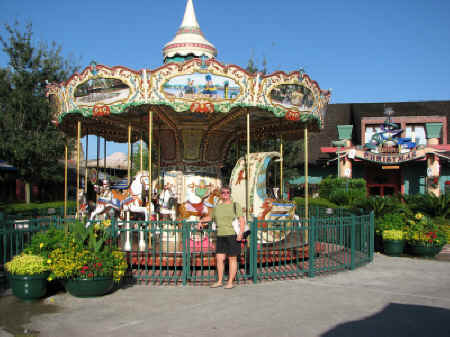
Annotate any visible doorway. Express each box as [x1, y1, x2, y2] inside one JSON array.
[[366, 165, 401, 196]]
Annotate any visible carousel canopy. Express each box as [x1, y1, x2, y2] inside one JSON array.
[[46, 1, 330, 170]]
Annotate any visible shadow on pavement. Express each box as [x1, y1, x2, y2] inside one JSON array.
[[321, 303, 450, 337]]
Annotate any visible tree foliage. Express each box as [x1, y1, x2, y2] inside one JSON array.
[[0, 22, 78, 186]]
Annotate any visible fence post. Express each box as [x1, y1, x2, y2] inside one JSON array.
[[369, 211, 374, 261], [308, 216, 316, 278], [350, 214, 356, 270], [251, 218, 258, 284], [182, 220, 188, 286]]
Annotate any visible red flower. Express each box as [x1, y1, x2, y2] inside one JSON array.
[[96, 263, 102, 268], [88, 273, 94, 278], [81, 270, 86, 274], [82, 266, 89, 270]]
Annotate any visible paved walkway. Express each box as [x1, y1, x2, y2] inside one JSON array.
[[1, 253, 450, 337]]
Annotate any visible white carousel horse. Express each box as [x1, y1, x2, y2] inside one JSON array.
[[87, 172, 154, 225], [158, 186, 177, 221], [119, 171, 153, 221], [115, 171, 155, 252]]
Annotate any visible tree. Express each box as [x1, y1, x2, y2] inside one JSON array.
[[0, 22, 78, 202]]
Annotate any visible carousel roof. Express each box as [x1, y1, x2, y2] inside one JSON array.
[[46, 1, 331, 169], [163, 0, 217, 60]]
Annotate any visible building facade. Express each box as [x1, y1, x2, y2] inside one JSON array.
[[317, 101, 450, 196]]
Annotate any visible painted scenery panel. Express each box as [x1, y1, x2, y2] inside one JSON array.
[[270, 84, 314, 111], [163, 73, 241, 101], [74, 78, 130, 106]]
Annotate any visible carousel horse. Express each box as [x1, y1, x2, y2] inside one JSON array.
[[115, 171, 154, 221], [158, 185, 177, 221], [177, 188, 221, 220], [77, 190, 89, 219], [87, 172, 154, 227], [86, 180, 120, 227]]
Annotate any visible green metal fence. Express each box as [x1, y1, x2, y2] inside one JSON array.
[[0, 211, 374, 286]]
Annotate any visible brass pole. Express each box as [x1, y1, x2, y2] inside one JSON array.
[[148, 109, 153, 213], [140, 136, 143, 172], [128, 124, 132, 185], [280, 135, 284, 199], [85, 133, 88, 193], [96, 136, 100, 181], [76, 121, 81, 220], [305, 127, 309, 228], [104, 138, 106, 176], [158, 121, 161, 195], [246, 110, 250, 221], [64, 144, 68, 218]]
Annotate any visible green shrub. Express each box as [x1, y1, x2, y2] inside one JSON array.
[[0, 201, 76, 215], [402, 194, 450, 219], [329, 188, 367, 207], [23, 228, 67, 260], [319, 176, 366, 201], [5, 254, 50, 276], [375, 212, 406, 234], [293, 197, 338, 210], [357, 195, 408, 219]]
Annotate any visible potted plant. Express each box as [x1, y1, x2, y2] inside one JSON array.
[[48, 221, 127, 297], [5, 253, 51, 301], [381, 230, 405, 256], [405, 213, 447, 257], [377, 213, 406, 256]]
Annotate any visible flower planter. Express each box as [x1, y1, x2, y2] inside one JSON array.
[[64, 277, 114, 298], [383, 240, 405, 256], [408, 243, 443, 258], [8, 272, 50, 302]]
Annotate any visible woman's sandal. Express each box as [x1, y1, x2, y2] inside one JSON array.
[[210, 282, 223, 288], [224, 284, 235, 289]]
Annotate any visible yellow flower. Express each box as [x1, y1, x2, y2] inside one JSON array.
[[47, 259, 52, 264], [47, 276, 53, 281], [415, 213, 423, 220], [39, 243, 44, 249]]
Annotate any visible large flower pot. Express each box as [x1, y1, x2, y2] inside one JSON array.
[[8, 272, 50, 302], [383, 240, 405, 256], [64, 277, 114, 298], [408, 243, 443, 258]]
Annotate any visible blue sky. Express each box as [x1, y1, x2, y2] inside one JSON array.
[[1, 0, 450, 158]]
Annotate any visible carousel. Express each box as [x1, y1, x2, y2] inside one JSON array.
[[46, 0, 331, 255]]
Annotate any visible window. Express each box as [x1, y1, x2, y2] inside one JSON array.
[[364, 125, 382, 144], [405, 125, 427, 146]]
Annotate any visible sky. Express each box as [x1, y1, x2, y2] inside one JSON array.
[[1, 0, 450, 158]]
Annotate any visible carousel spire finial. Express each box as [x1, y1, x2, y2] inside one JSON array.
[[181, 0, 199, 28], [163, 0, 218, 63]]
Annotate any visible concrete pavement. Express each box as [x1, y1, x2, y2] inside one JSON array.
[[1, 253, 449, 337]]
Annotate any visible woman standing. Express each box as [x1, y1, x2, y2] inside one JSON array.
[[200, 186, 245, 289]]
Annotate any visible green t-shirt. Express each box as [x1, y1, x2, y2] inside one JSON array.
[[212, 202, 243, 236]]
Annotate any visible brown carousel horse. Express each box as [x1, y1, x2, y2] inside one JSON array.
[[177, 188, 221, 220]]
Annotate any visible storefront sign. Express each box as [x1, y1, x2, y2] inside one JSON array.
[[354, 149, 426, 164], [382, 166, 400, 170]]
